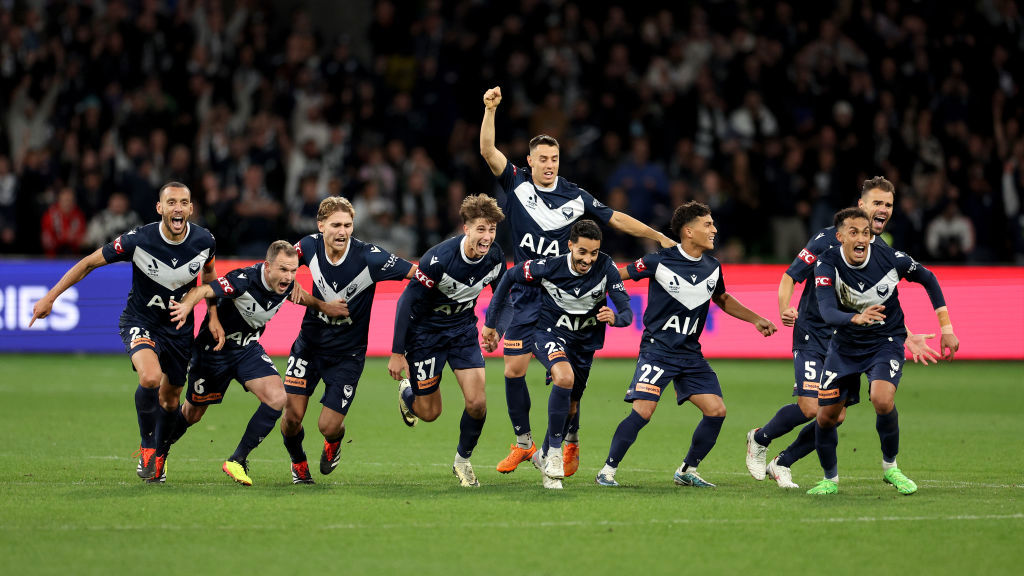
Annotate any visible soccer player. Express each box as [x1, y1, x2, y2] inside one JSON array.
[[480, 86, 675, 476], [745, 176, 940, 488], [30, 182, 216, 481], [806, 207, 958, 495], [594, 201, 777, 488], [482, 219, 633, 489], [164, 241, 317, 485], [388, 194, 506, 487], [280, 196, 415, 483]]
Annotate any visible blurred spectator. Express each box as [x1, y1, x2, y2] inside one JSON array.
[[0, 155, 17, 252], [926, 201, 975, 261], [41, 187, 86, 257], [84, 192, 142, 249], [234, 164, 282, 258], [606, 136, 669, 225], [289, 175, 323, 238]]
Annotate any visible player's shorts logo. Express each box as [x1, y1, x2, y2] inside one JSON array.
[[818, 388, 840, 399], [802, 381, 820, 391], [416, 375, 440, 389], [261, 354, 274, 365], [285, 376, 306, 389], [504, 339, 523, 349], [343, 384, 354, 398], [636, 383, 662, 396]]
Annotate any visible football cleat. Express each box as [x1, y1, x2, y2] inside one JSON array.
[[542, 475, 563, 490], [883, 468, 918, 495], [291, 460, 314, 484], [766, 456, 799, 488], [543, 448, 564, 479], [398, 379, 418, 427], [496, 442, 537, 473], [563, 441, 579, 477], [806, 479, 838, 495], [320, 439, 341, 475], [222, 459, 252, 486], [745, 428, 768, 481], [673, 470, 716, 488], [134, 446, 156, 479], [595, 472, 619, 487], [452, 460, 480, 487], [145, 456, 166, 484]]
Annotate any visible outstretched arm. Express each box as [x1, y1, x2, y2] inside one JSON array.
[[170, 284, 216, 329], [608, 211, 675, 248], [480, 87, 508, 177], [713, 292, 777, 337], [30, 249, 108, 326]]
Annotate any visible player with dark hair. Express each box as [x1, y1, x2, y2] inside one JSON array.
[[482, 219, 633, 489], [31, 182, 216, 482], [745, 176, 940, 488], [388, 194, 506, 487], [280, 196, 415, 484], [594, 202, 777, 488], [481, 86, 675, 477], [164, 241, 320, 485], [806, 208, 958, 495]]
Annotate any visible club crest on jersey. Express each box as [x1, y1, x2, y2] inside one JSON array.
[[346, 284, 358, 298], [189, 261, 201, 275], [561, 207, 574, 220], [262, 354, 273, 365], [877, 283, 889, 298], [591, 289, 602, 298], [706, 278, 716, 293]]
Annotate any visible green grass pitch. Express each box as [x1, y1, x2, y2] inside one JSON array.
[[1, 354, 1021, 575]]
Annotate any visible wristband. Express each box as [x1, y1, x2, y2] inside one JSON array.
[[940, 325, 954, 335]]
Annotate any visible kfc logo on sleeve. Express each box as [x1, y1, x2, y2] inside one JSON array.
[[797, 249, 816, 265], [415, 268, 435, 289], [814, 276, 832, 287]]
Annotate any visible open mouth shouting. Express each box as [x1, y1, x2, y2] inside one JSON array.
[[169, 215, 186, 233], [871, 213, 888, 234]]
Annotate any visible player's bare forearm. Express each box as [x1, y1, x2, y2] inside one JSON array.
[[609, 211, 674, 247], [714, 292, 777, 335], [405, 265, 418, 279], [935, 306, 959, 360], [31, 249, 107, 325], [619, 265, 631, 281], [778, 273, 798, 326], [480, 88, 507, 176]]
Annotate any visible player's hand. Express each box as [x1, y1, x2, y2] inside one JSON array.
[[169, 299, 195, 330], [905, 333, 939, 365], [483, 87, 502, 109], [852, 305, 885, 325], [596, 306, 616, 324], [209, 317, 226, 351], [289, 284, 307, 304], [481, 326, 499, 352], [657, 234, 676, 249], [387, 353, 409, 381], [781, 306, 798, 327], [940, 332, 959, 361], [29, 297, 54, 327], [755, 317, 777, 337], [320, 299, 349, 318]]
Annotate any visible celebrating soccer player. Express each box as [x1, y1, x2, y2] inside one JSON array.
[[30, 182, 216, 482], [482, 219, 633, 489], [805, 207, 958, 495], [388, 194, 506, 487], [594, 201, 777, 488], [480, 86, 675, 477]]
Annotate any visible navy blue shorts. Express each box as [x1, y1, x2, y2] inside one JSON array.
[[792, 349, 827, 399], [406, 324, 485, 396], [818, 338, 905, 407], [186, 343, 280, 406], [624, 348, 721, 405], [532, 332, 594, 401], [284, 333, 365, 415], [498, 284, 541, 357], [118, 317, 191, 388]]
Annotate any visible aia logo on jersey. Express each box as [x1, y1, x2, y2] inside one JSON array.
[[523, 260, 534, 281], [218, 277, 235, 294], [415, 268, 435, 289], [815, 276, 832, 287], [797, 249, 816, 265], [113, 236, 125, 254], [633, 258, 646, 272]]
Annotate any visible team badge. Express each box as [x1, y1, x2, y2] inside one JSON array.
[[561, 207, 574, 220], [706, 278, 716, 293], [343, 385, 354, 398], [189, 261, 201, 275], [877, 284, 889, 298]]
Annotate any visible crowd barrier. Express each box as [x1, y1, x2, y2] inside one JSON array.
[[1, 258, 1021, 359]]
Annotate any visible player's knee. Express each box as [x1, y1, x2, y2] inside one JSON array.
[[280, 412, 303, 434], [318, 421, 344, 439], [265, 389, 287, 412], [418, 408, 441, 422], [800, 403, 818, 419], [817, 412, 840, 428], [138, 372, 162, 389], [633, 403, 656, 420], [503, 366, 527, 379], [702, 401, 726, 418], [551, 374, 573, 389], [465, 398, 487, 419], [872, 398, 895, 415]]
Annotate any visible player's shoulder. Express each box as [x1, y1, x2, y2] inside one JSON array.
[[807, 227, 835, 251], [702, 253, 723, 268], [817, 244, 842, 266]]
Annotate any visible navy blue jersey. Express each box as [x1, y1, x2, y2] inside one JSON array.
[[392, 235, 505, 353], [201, 263, 291, 351], [785, 227, 888, 351], [497, 160, 614, 263], [486, 253, 632, 351], [101, 222, 216, 334], [815, 243, 946, 349], [295, 234, 413, 356], [625, 245, 725, 358]]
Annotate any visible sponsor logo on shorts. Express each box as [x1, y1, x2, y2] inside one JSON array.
[[815, 276, 832, 287], [415, 268, 435, 289], [504, 339, 523, 350], [636, 383, 662, 396], [416, 375, 441, 390], [802, 381, 820, 391], [797, 248, 816, 265], [130, 337, 156, 349], [285, 376, 307, 389], [547, 350, 567, 361], [191, 392, 223, 403], [818, 388, 840, 399]]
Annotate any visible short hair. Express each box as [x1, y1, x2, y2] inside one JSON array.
[[317, 196, 355, 221], [834, 207, 870, 229], [266, 240, 298, 263], [159, 181, 191, 199], [460, 194, 505, 224], [569, 219, 602, 244], [860, 176, 894, 197], [670, 201, 712, 240], [529, 134, 559, 151]]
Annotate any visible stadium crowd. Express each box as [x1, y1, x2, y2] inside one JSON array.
[[1, 0, 1022, 263]]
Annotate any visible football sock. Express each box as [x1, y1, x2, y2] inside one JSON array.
[[683, 415, 725, 469], [546, 385, 572, 452], [153, 404, 177, 457], [606, 410, 649, 467], [456, 409, 486, 459], [756, 404, 811, 446], [282, 426, 307, 464], [168, 405, 190, 445], [777, 420, 817, 467], [515, 432, 533, 449], [599, 463, 616, 476], [815, 422, 839, 479], [325, 428, 345, 444], [505, 375, 531, 438], [876, 408, 900, 463], [400, 383, 417, 415], [565, 406, 580, 443], [231, 403, 282, 462], [135, 385, 159, 449]]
